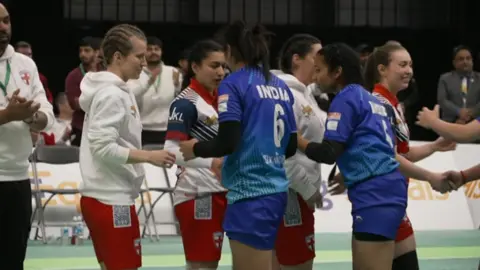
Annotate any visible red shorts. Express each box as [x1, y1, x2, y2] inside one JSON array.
[[395, 213, 414, 242], [80, 196, 141, 270], [175, 192, 227, 262], [275, 191, 315, 266]]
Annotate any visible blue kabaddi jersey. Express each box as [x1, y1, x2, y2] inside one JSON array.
[[217, 67, 297, 203], [324, 84, 399, 187]]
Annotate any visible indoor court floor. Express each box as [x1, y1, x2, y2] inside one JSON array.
[[25, 230, 480, 270]]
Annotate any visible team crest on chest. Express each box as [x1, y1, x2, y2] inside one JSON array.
[[204, 115, 218, 126], [301, 105, 314, 118], [130, 105, 137, 117], [19, 70, 31, 85]]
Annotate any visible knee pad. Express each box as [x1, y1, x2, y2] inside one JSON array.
[[392, 250, 419, 270], [353, 232, 391, 242]]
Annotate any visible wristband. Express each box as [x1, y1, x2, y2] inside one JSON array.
[[460, 170, 467, 184], [23, 112, 38, 125]]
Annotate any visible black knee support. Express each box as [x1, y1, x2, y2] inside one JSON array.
[[353, 232, 391, 242], [392, 250, 419, 270]]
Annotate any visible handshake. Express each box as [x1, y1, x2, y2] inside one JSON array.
[[429, 170, 467, 194]]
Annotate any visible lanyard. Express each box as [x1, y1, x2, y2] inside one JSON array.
[[79, 63, 86, 76], [155, 74, 161, 89], [0, 61, 11, 97]]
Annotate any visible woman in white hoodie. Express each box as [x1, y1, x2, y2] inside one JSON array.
[[272, 34, 326, 270], [78, 24, 176, 270]]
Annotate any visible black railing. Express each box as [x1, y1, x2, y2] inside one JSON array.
[[63, 0, 457, 29]]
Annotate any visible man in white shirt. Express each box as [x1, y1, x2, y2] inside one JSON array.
[[127, 36, 182, 145], [0, 4, 55, 269], [37, 92, 72, 145]]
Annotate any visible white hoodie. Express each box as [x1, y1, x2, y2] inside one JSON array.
[[0, 45, 54, 181], [127, 64, 182, 132], [272, 70, 327, 201], [79, 71, 145, 205]]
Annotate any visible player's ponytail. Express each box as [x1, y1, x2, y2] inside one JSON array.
[[217, 20, 274, 82], [363, 43, 405, 91]]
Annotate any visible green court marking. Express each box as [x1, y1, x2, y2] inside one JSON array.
[[24, 246, 480, 270]]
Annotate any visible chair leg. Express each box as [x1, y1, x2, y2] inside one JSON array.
[[162, 168, 179, 235], [35, 194, 55, 244], [140, 194, 153, 242], [142, 192, 166, 238], [145, 190, 160, 241]]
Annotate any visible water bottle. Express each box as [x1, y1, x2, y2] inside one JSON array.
[[60, 224, 69, 245], [76, 216, 84, 246], [70, 216, 78, 245]]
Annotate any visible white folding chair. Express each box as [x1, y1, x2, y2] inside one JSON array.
[[30, 145, 80, 244], [142, 144, 179, 237]]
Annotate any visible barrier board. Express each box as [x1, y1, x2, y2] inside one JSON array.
[[29, 141, 480, 238]]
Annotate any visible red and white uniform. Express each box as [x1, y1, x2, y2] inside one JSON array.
[[78, 71, 144, 270], [164, 78, 227, 262], [272, 71, 327, 266], [373, 83, 414, 242]]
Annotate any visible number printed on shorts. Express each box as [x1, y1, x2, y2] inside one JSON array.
[[113, 205, 132, 228], [274, 103, 286, 148], [194, 195, 212, 220], [284, 190, 303, 227]]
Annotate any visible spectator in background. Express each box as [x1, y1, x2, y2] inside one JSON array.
[[0, 4, 55, 268], [177, 48, 190, 76], [14, 41, 53, 104], [127, 36, 182, 145], [438, 45, 480, 124], [37, 92, 73, 145], [65, 37, 101, 146], [355, 43, 372, 69]]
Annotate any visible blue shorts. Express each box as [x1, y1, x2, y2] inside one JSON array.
[[348, 170, 408, 240], [223, 192, 287, 250]]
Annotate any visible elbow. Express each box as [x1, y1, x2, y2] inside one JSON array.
[[88, 137, 129, 164], [220, 140, 238, 156]]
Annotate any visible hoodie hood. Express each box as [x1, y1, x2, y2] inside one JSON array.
[[271, 69, 307, 93], [79, 71, 129, 112]]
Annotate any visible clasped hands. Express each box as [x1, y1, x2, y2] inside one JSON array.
[[428, 170, 466, 194], [4, 89, 40, 122]]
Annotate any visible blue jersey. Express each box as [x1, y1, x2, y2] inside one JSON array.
[[217, 67, 297, 203], [324, 84, 399, 187]]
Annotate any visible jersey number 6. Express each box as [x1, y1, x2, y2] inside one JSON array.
[[274, 103, 285, 148], [381, 119, 394, 149]]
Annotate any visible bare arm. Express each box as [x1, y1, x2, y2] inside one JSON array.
[[462, 163, 480, 183], [404, 144, 436, 162], [396, 153, 437, 182], [0, 109, 10, 125], [429, 118, 480, 143]]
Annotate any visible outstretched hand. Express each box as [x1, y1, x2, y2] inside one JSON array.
[[416, 105, 440, 129]]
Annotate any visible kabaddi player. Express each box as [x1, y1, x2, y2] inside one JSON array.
[[272, 34, 325, 270], [296, 43, 452, 270], [417, 104, 480, 187], [164, 39, 227, 270], [78, 24, 176, 270], [361, 43, 456, 269], [179, 20, 298, 270]]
